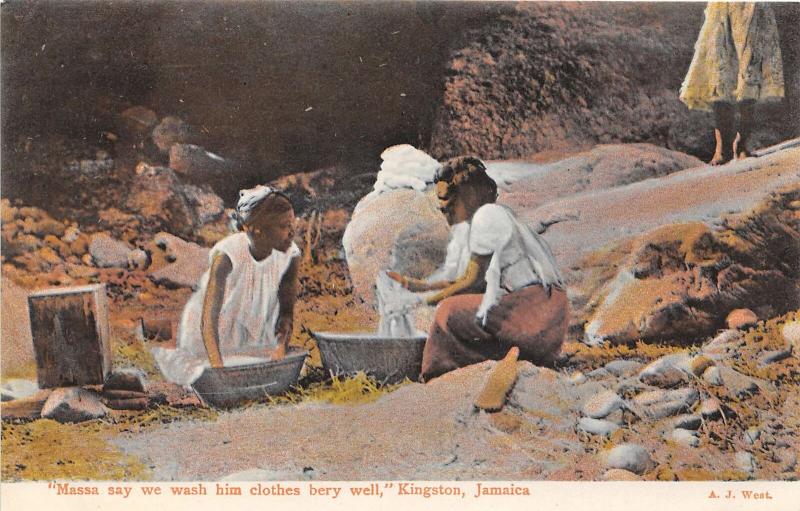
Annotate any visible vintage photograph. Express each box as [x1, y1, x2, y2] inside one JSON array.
[[1, 0, 799, 490]]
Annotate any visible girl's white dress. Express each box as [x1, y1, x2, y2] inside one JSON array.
[[152, 232, 301, 385]]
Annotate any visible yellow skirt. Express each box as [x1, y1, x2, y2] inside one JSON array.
[[680, 2, 784, 111]]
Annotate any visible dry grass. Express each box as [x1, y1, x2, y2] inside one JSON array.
[[267, 371, 406, 406]]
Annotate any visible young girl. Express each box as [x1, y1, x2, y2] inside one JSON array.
[[153, 185, 300, 386]]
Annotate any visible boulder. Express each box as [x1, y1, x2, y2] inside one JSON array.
[[41, 387, 108, 423], [585, 185, 800, 345], [152, 116, 192, 152], [667, 428, 699, 447], [182, 184, 225, 225], [726, 308, 758, 330], [0, 379, 39, 402], [577, 417, 619, 437], [89, 232, 134, 268], [1, 279, 35, 375], [169, 144, 231, 190], [604, 444, 654, 475], [147, 232, 210, 289], [582, 390, 625, 419], [343, 188, 449, 307], [103, 368, 148, 393], [699, 397, 722, 419]]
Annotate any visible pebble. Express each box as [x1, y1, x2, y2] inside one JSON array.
[[703, 330, 744, 360], [672, 414, 702, 430], [604, 360, 643, 377], [668, 428, 700, 448], [605, 444, 654, 475], [759, 348, 792, 366], [569, 372, 587, 384], [586, 367, 611, 379], [577, 417, 620, 437], [702, 366, 722, 386], [699, 398, 722, 420], [601, 468, 641, 481], [583, 390, 625, 419], [638, 353, 691, 387], [632, 388, 698, 419], [735, 451, 756, 475], [718, 367, 760, 398], [743, 427, 761, 445]]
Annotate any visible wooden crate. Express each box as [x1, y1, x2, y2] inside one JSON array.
[[28, 284, 111, 388]]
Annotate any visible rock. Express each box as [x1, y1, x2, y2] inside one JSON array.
[[0, 390, 52, 420], [614, 377, 649, 394], [147, 232, 210, 289], [702, 366, 723, 386], [169, 144, 231, 191], [569, 372, 587, 384], [125, 165, 197, 237], [97, 208, 141, 242], [735, 451, 756, 475], [119, 106, 158, 138], [37, 246, 62, 265], [778, 448, 797, 473], [508, 364, 586, 434], [182, 184, 225, 225], [718, 367, 760, 398], [0, 379, 39, 402], [743, 427, 761, 445], [586, 367, 611, 379], [474, 347, 519, 412], [699, 398, 722, 419], [89, 233, 134, 268], [759, 348, 792, 366], [65, 263, 100, 279], [4, 233, 42, 256], [152, 116, 191, 152], [43, 234, 71, 259], [672, 414, 702, 430], [667, 428, 699, 447], [632, 388, 698, 419], [577, 417, 620, 436], [127, 249, 150, 270], [61, 225, 81, 244], [343, 188, 449, 308], [41, 387, 108, 423], [103, 368, 148, 393], [726, 309, 758, 330], [582, 390, 625, 419], [25, 217, 66, 238], [637, 353, 691, 387], [601, 468, 641, 481], [688, 355, 714, 376], [605, 444, 654, 475], [604, 359, 643, 377], [1, 280, 34, 375], [703, 329, 745, 360], [783, 321, 800, 354]]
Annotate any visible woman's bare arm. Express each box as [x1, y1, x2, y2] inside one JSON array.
[[274, 257, 300, 359], [201, 252, 233, 368], [424, 254, 491, 306]]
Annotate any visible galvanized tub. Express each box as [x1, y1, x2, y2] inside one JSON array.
[[191, 351, 308, 408], [312, 331, 427, 384]]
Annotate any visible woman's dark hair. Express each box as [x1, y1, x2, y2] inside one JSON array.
[[434, 156, 497, 206]]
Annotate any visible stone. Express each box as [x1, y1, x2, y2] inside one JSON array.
[[41, 387, 108, 423], [743, 427, 761, 445], [65, 263, 100, 279], [735, 451, 756, 475], [702, 366, 723, 386], [43, 234, 71, 259], [103, 368, 148, 393], [1, 279, 34, 375], [89, 233, 134, 268], [152, 116, 192, 152], [601, 469, 641, 481], [26, 217, 66, 238], [778, 448, 797, 473], [125, 165, 197, 237], [632, 388, 698, 419], [582, 390, 625, 419], [718, 367, 760, 398], [127, 249, 150, 270], [688, 355, 714, 376], [37, 247, 62, 265], [569, 372, 587, 384], [586, 367, 611, 379], [667, 428, 699, 447], [605, 444, 654, 475], [604, 359, 643, 377], [0, 379, 39, 402], [699, 398, 722, 419], [169, 144, 231, 194], [726, 309, 758, 330], [181, 184, 225, 225], [614, 377, 650, 394], [703, 329, 745, 360], [759, 348, 792, 366], [671, 414, 702, 430], [147, 232, 210, 289], [638, 353, 691, 387], [783, 321, 800, 354], [119, 106, 158, 138], [343, 187, 449, 309], [577, 417, 620, 437]]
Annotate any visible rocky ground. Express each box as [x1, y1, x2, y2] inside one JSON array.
[[2, 134, 799, 482]]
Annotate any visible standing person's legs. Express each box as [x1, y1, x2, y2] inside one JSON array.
[[734, 99, 756, 159], [711, 101, 736, 165]]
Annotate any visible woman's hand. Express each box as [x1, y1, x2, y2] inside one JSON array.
[[209, 353, 225, 368]]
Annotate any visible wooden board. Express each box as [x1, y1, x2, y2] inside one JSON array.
[[27, 284, 111, 388]]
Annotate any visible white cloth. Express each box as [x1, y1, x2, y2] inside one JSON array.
[[236, 185, 277, 223], [426, 221, 471, 283], [152, 233, 301, 385], [468, 204, 564, 323]]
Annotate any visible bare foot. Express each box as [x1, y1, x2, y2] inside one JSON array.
[[709, 151, 730, 166], [709, 128, 732, 165], [733, 132, 753, 160]]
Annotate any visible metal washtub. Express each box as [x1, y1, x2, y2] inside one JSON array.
[[312, 331, 427, 384], [191, 351, 308, 408]]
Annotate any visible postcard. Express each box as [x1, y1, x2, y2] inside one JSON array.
[[1, 1, 798, 510]]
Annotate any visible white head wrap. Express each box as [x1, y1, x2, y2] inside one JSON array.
[[236, 185, 276, 224]]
